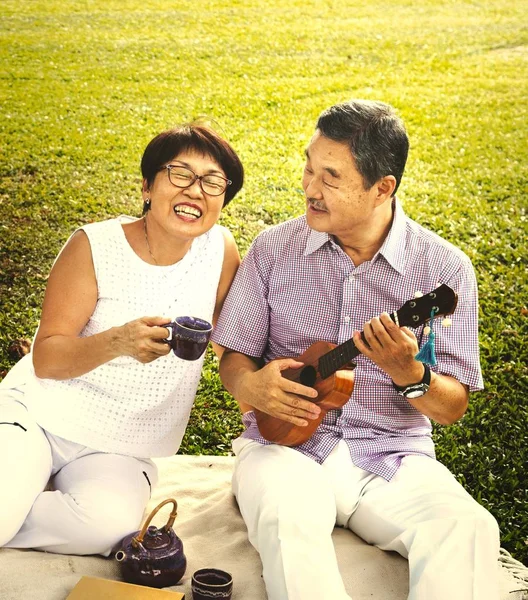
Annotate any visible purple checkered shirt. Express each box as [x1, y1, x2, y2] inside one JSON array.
[[212, 199, 483, 480]]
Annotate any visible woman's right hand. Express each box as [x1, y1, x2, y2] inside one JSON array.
[[115, 316, 172, 363]]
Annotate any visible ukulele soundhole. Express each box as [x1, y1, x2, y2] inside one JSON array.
[[300, 365, 317, 387]]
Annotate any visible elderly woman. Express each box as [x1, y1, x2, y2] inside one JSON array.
[[0, 124, 244, 556]]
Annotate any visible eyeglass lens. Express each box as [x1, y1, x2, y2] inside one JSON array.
[[167, 166, 230, 196]]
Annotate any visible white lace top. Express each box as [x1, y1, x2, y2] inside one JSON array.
[[19, 217, 225, 457]]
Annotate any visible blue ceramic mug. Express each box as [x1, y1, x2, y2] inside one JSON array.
[[164, 317, 213, 361]]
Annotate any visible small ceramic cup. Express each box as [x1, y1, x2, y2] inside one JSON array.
[[163, 316, 213, 361], [191, 568, 233, 600]]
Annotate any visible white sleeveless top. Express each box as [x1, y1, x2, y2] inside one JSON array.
[[22, 217, 225, 458]]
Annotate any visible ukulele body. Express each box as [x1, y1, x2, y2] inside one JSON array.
[[251, 285, 458, 447], [254, 341, 356, 447]]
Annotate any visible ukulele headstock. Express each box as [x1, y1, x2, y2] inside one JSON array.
[[396, 284, 458, 329]]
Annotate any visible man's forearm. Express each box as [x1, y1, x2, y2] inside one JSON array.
[[219, 350, 262, 412], [407, 371, 469, 425], [352, 316, 470, 426]]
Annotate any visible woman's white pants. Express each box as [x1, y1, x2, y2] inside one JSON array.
[[232, 437, 500, 600], [0, 390, 158, 556]]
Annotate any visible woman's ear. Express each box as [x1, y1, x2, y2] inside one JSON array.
[[142, 178, 150, 199]]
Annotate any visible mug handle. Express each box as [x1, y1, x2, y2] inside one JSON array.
[[131, 498, 178, 548], [162, 323, 173, 342]]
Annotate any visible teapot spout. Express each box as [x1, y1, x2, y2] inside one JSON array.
[[115, 550, 128, 562]]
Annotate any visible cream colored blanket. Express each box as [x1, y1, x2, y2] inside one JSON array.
[[0, 455, 525, 599]]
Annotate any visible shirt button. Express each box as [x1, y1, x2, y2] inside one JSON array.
[[344, 316, 350, 323], [349, 274, 356, 281]]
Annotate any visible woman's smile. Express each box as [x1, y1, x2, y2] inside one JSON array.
[[173, 202, 203, 221]]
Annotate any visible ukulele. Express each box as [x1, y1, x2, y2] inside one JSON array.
[[254, 284, 458, 447]]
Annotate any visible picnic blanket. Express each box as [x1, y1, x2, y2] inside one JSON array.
[[0, 455, 526, 599]]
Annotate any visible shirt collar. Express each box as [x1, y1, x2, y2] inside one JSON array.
[[303, 199, 408, 273], [376, 197, 407, 275], [304, 226, 333, 256]]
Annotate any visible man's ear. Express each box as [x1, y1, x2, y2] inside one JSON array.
[[374, 175, 397, 206]]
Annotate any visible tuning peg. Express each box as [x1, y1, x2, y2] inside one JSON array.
[[442, 318, 452, 327], [414, 291, 423, 298], [424, 326, 431, 335]]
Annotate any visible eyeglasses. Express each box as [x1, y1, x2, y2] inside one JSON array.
[[162, 165, 232, 196]]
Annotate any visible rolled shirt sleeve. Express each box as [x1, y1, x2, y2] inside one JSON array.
[[212, 236, 271, 359]]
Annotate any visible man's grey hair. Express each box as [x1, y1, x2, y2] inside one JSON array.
[[316, 100, 409, 194]]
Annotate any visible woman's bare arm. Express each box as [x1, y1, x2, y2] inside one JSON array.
[[32, 230, 171, 380], [210, 228, 241, 360]]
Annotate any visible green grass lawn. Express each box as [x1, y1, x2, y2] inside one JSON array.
[[1, 0, 527, 564]]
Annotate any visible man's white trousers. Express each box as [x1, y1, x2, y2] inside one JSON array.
[[232, 437, 500, 600]]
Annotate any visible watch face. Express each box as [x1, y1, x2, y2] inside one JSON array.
[[402, 383, 430, 399], [405, 387, 427, 399]]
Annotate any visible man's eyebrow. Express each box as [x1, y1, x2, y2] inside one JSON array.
[[324, 166, 340, 179], [304, 149, 340, 178]]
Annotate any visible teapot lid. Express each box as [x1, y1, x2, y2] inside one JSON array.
[[140, 525, 173, 550], [131, 499, 179, 553]]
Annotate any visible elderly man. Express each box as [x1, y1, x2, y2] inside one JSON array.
[[212, 100, 499, 600]]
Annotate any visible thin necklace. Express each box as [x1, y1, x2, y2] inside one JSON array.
[[143, 216, 159, 266]]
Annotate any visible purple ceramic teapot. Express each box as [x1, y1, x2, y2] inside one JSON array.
[[115, 498, 186, 588]]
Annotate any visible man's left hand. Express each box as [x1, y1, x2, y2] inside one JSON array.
[[353, 312, 424, 386]]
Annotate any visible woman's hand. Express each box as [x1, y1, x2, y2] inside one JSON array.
[[115, 316, 172, 363]]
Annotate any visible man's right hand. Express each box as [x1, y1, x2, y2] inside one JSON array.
[[236, 358, 321, 427]]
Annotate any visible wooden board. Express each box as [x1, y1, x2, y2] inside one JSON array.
[[66, 576, 185, 599]]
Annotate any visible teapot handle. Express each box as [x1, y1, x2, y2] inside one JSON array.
[[132, 498, 178, 548]]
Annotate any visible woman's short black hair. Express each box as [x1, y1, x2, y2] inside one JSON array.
[[141, 124, 244, 207]]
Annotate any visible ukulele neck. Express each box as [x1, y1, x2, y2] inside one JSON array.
[[318, 311, 398, 379]]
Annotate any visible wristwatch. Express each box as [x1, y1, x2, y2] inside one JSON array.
[[392, 365, 431, 399]]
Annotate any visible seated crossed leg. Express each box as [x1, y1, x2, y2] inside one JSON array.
[[0, 391, 157, 556]]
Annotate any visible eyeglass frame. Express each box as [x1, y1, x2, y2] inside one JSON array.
[[160, 164, 232, 196]]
